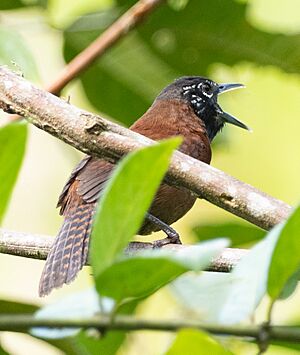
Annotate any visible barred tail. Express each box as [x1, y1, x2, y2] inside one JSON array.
[[39, 204, 94, 297]]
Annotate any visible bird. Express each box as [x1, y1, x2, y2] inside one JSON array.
[[39, 76, 249, 296]]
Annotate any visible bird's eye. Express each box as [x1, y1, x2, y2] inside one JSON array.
[[202, 83, 212, 94]]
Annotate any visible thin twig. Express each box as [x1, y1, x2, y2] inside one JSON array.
[[0, 229, 248, 272], [0, 314, 299, 344], [0, 67, 292, 230], [47, 0, 164, 95]]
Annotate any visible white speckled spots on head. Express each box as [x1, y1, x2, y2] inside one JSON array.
[[203, 91, 213, 98]]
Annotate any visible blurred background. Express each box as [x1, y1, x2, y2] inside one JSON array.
[[0, 0, 300, 353]]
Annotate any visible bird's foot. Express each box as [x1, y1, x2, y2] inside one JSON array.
[[152, 231, 182, 248]]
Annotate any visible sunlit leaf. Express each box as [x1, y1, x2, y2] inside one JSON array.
[[268, 205, 300, 300], [31, 288, 111, 339], [172, 226, 281, 324], [166, 329, 233, 355], [171, 272, 237, 323], [0, 122, 27, 224], [91, 138, 180, 284]]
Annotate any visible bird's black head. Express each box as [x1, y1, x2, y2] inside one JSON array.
[[157, 76, 250, 141]]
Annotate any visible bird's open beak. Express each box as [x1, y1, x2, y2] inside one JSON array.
[[218, 83, 245, 94], [217, 82, 251, 131]]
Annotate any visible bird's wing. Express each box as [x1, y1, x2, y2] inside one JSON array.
[[57, 156, 114, 215]]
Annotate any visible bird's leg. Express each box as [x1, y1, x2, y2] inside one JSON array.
[[146, 213, 182, 248]]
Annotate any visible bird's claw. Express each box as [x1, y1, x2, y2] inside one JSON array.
[[152, 234, 182, 249]]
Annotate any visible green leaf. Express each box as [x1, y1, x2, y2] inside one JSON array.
[[0, 299, 37, 314], [193, 222, 265, 247], [268, 205, 300, 300], [0, 0, 24, 10], [91, 138, 180, 281], [98, 256, 185, 301], [64, 0, 300, 124], [75, 331, 125, 355], [0, 27, 38, 80], [165, 329, 233, 355], [0, 343, 9, 355], [97, 239, 228, 302], [0, 123, 27, 224], [0, 0, 47, 9]]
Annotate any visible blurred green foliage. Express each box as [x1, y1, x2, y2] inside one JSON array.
[[268, 205, 300, 300], [166, 329, 233, 355], [0, 0, 300, 354], [193, 221, 265, 246], [64, 0, 300, 125]]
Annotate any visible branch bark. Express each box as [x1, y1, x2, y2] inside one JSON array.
[[0, 314, 299, 344], [0, 229, 247, 272], [0, 67, 292, 230]]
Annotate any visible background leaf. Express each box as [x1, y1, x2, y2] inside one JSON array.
[[91, 138, 180, 282], [171, 225, 281, 324], [0, 123, 27, 224], [0, 0, 24, 10], [63, 0, 300, 124], [0, 27, 38, 80], [268, 205, 300, 300], [0, 299, 37, 314], [31, 288, 112, 338], [193, 222, 265, 247]]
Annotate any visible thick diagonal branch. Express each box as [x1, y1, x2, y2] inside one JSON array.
[[0, 66, 292, 230]]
